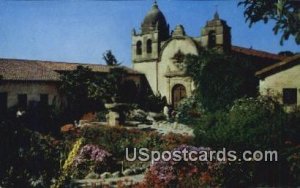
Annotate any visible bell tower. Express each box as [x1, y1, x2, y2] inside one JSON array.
[[132, 1, 170, 63], [201, 11, 231, 52], [131, 1, 170, 93]]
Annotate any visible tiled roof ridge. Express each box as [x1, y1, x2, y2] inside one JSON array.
[[0, 59, 61, 81], [0, 57, 141, 72], [0, 57, 108, 68], [0, 58, 142, 81], [231, 45, 286, 61]]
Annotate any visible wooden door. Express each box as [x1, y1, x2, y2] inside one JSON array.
[[172, 84, 186, 108]]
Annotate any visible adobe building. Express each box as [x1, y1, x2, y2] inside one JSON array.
[[0, 59, 143, 116], [256, 54, 300, 111], [132, 2, 284, 108]]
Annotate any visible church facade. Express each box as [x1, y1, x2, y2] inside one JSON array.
[[132, 2, 284, 107]]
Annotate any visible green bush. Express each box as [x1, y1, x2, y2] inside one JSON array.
[[285, 107, 300, 144], [284, 145, 300, 185], [176, 96, 204, 125], [193, 96, 291, 186], [195, 97, 285, 151], [141, 93, 167, 113]]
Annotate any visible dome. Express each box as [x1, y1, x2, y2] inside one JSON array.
[[141, 2, 169, 37]]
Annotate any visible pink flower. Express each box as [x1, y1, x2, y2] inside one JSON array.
[[73, 144, 111, 167]]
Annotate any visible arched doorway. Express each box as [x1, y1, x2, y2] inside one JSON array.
[[172, 84, 186, 108]]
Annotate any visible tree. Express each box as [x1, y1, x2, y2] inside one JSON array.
[[59, 66, 107, 120], [101, 50, 127, 101], [104, 66, 127, 101], [239, 0, 300, 45], [59, 65, 130, 121], [102, 50, 144, 103], [102, 50, 121, 66], [185, 50, 258, 112]]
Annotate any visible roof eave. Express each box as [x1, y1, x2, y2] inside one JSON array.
[[256, 54, 300, 79]]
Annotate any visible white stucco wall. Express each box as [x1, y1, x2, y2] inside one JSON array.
[[132, 35, 199, 105], [259, 64, 300, 110], [0, 82, 60, 108], [133, 61, 158, 93], [158, 37, 198, 103]]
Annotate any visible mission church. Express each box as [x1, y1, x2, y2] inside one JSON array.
[[131, 1, 284, 107], [1, 1, 296, 115]]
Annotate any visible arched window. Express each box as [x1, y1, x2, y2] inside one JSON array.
[[136, 41, 142, 55], [146, 39, 152, 54], [208, 31, 216, 48]]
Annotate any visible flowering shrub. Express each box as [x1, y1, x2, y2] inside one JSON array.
[[74, 144, 112, 166], [160, 133, 194, 151], [81, 126, 193, 159], [63, 138, 84, 172], [72, 144, 113, 177], [52, 138, 83, 188], [142, 145, 224, 187]]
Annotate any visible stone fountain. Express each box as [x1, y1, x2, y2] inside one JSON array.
[[104, 103, 128, 126]]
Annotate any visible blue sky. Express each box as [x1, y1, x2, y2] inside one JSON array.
[[0, 0, 299, 67]]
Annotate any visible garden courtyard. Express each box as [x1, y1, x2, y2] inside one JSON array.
[[1, 48, 300, 188], [0, 1, 299, 187], [1, 83, 300, 187]]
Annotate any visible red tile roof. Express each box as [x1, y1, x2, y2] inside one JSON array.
[[0, 58, 141, 81], [231, 46, 285, 61], [256, 54, 300, 78]]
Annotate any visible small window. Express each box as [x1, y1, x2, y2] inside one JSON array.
[[0, 92, 7, 114], [40, 94, 49, 106], [18, 94, 27, 108], [136, 41, 142, 55], [283, 88, 297, 105], [147, 39, 152, 54]]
